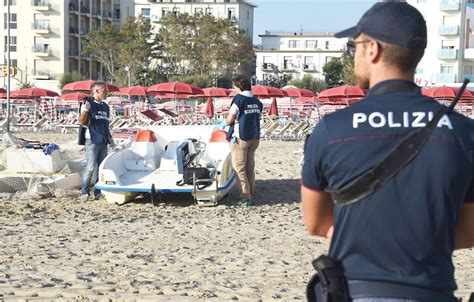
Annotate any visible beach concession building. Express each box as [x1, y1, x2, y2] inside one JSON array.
[[0, 0, 134, 91]]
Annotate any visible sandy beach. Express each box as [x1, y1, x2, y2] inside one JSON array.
[[0, 133, 472, 301]]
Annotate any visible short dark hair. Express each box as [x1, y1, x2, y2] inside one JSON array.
[[232, 75, 251, 91], [92, 81, 107, 91], [361, 34, 424, 74]]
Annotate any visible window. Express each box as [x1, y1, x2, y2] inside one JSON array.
[[205, 7, 213, 15], [10, 59, 17, 67], [141, 8, 150, 18], [325, 41, 330, 49], [162, 7, 169, 17], [288, 40, 300, 48], [228, 8, 235, 20], [173, 7, 180, 16], [464, 65, 474, 74], [195, 7, 203, 14], [325, 56, 334, 63], [4, 36, 17, 52], [3, 0, 16, 5], [305, 40, 317, 49], [440, 64, 454, 74], [3, 13, 17, 29], [283, 56, 292, 69], [304, 56, 314, 64]]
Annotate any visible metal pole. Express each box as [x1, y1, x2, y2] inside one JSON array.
[[6, 0, 11, 132]]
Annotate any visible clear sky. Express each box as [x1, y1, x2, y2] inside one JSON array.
[[251, 0, 377, 43]]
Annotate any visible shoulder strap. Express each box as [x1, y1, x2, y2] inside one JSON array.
[[327, 79, 469, 206]]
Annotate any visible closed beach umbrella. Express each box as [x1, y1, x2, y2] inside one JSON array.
[[269, 97, 279, 118], [204, 96, 215, 118]]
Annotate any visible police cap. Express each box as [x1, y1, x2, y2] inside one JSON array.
[[335, 1, 427, 50]]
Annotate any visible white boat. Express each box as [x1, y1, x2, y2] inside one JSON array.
[[96, 125, 236, 206]]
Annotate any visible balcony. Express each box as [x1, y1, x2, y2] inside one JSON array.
[[32, 45, 52, 57], [464, 48, 474, 60], [261, 63, 274, 71], [68, 48, 79, 57], [437, 48, 458, 60], [302, 63, 317, 72], [280, 63, 295, 71], [69, 26, 79, 35], [32, 20, 50, 34], [440, 0, 460, 11], [32, 70, 58, 80], [68, 2, 78, 12], [436, 73, 456, 83], [32, 0, 50, 10], [438, 25, 459, 35]]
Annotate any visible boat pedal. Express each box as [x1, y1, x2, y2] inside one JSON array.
[[151, 183, 161, 206]]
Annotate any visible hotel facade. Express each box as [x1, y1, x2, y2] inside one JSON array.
[[0, 0, 134, 91], [254, 31, 348, 85], [408, 0, 474, 86]]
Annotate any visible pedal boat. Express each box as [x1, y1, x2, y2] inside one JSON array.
[[95, 125, 236, 206]]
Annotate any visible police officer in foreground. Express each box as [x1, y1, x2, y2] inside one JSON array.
[[301, 2, 473, 301]]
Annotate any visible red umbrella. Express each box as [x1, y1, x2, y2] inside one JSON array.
[[201, 87, 230, 97], [268, 97, 279, 118], [114, 86, 149, 96], [318, 85, 365, 104], [62, 80, 120, 92], [59, 92, 88, 101], [422, 86, 472, 103], [0, 88, 5, 94], [11, 88, 59, 98], [204, 97, 215, 118], [282, 87, 315, 98], [148, 81, 204, 96], [293, 96, 318, 103], [252, 85, 285, 98]]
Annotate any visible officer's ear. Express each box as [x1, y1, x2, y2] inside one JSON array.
[[366, 40, 383, 64]]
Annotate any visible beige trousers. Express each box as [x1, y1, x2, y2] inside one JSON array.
[[231, 138, 260, 199]]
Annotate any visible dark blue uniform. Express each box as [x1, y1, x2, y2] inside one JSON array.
[[302, 80, 474, 291]]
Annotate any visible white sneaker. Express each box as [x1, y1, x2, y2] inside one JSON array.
[[80, 194, 89, 202]]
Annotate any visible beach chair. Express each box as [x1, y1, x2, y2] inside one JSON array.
[[30, 117, 49, 132], [260, 122, 280, 140]]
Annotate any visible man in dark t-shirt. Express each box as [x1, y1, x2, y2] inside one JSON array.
[[301, 2, 473, 301]]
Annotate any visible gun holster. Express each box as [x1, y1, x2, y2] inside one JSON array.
[[306, 255, 350, 302]]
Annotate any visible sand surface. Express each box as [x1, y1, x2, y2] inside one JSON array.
[[0, 133, 472, 301]]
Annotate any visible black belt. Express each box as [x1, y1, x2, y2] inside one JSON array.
[[348, 280, 457, 302]]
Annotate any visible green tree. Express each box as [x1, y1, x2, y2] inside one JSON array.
[[59, 71, 86, 91], [289, 75, 327, 93], [19, 82, 34, 89], [171, 74, 212, 88], [83, 16, 154, 87], [156, 13, 254, 82], [341, 52, 356, 85], [322, 57, 343, 86]]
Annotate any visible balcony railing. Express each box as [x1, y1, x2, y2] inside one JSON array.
[[436, 73, 456, 83], [33, 45, 52, 55], [68, 2, 78, 12], [437, 48, 458, 59], [32, 0, 50, 9], [33, 20, 50, 31], [440, 0, 460, 11], [280, 63, 295, 71], [438, 25, 459, 35], [261, 63, 274, 70], [302, 63, 317, 71], [69, 27, 79, 34]]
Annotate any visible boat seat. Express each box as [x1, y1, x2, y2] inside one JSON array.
[[200, 142, 230, 168], [159, 141, 181, 171], [123, 141, 161, 171]]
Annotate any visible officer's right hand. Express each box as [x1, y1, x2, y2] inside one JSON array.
[[82, 100, 91, 112]]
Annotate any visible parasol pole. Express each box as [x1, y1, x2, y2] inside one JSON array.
[[6, 0, 11, 132]]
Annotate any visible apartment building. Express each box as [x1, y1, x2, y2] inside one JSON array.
[[134, 0, 256, 43], [255, 31, 348, 85], [0, 0, 134, 91], [407, 0, 474, 86]]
